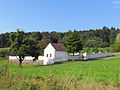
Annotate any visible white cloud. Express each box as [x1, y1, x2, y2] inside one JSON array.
[[111, 1, 120, 9], [112, 1, 120, 5]]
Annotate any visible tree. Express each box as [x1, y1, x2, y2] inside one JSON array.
[[9, 30, 39, 66], [65, 30, 83, 55], [37, 39, 49, 55], [30, 32, 42, 41], [92, 48, 99, 53], [115, 34, 120, 51], [0, 26, 120, 49]]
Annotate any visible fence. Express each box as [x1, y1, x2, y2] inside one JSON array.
[[9, 52, 113, 65], [83, 52, 113, 60], [9, 56, 41, 65], [68, 55, 82, 60]]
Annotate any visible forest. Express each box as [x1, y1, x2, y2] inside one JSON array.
[[0, 26, 120, 53]]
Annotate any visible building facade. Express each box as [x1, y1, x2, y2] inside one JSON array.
[[44, 43, 68, 62]]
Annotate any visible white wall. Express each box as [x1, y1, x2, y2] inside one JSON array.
[[9, 56, 35, 64], [83, 52, 113, 60], [9, 56, 35, 61], [38, 56, 44, 60], [42, 57, 54, 65], [44, 43, 55, 59], [68, 55, 82, 60], [54, 51, 68, 62]]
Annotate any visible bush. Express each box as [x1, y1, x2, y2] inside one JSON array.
[[84, 48, 90, 53], [91, 48, 99, 53], [0, 48, 9, 57]]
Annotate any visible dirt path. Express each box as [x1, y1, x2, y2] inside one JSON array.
[[86, 56, 120, 62], [102, 56, 120, 60]]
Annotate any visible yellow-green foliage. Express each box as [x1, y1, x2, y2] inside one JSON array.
[[0, 48, 9, 57]]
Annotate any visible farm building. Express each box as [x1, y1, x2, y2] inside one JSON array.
[[38, 43, 68, 65]]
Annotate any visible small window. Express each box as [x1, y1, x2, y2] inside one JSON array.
[[50, 54, 52, 57], [46, 54, 48, 57]]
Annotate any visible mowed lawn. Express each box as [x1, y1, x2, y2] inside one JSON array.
[[0, 58, 120, 85]]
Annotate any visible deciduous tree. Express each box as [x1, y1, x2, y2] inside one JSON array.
[[9, 30, 39, 66]]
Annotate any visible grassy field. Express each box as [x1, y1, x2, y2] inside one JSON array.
[[0, 57, 120, 89]]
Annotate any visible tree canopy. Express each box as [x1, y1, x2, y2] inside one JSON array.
[[0, 27, 120, 55], [9, 30, 39, 66], [114, 34, 120, 52], [65, 30, 83, 55]]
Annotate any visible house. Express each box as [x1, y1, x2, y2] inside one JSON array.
[[43, 43, 68, 62]]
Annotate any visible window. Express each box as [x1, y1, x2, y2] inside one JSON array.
[[46, 54, 48, 57], [50, 54, 52, 57]]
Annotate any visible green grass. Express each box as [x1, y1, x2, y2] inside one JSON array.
[[0, 58, 120, 86], [54, 60, 82, 64], [0, 57, 120, 89]]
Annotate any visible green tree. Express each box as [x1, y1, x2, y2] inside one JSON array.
[[37, 39, 49, 55], [65, 30, 83, 55], [92, 48, 99, 53], [115, 34, 120, 51], [30, 32, 42, 41], [9, 30, 39, 66], [84, 48, 90, 53]]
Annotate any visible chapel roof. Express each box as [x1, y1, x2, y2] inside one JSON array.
[[51, 43, 67, 51]]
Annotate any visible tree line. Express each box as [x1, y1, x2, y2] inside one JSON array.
[[0, 26, 120, 50], [1, 27, 120, 66]]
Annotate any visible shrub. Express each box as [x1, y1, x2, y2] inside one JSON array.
[[84, 48, 90, 53], [0, 48, 9, 57], [92, 48, 99, 53]]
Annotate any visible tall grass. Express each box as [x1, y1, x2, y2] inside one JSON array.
[[0, 65, 119, 90], [0, 58, 120, 89]]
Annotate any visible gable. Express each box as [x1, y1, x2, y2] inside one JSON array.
[[44, 43, 55, 52]]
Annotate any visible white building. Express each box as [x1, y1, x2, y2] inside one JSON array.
[[43, 43, 68, 63]]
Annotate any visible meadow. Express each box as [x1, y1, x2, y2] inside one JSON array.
[[0, 57, 120, 90]]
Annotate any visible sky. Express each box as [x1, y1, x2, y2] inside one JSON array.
[[0, 0, 120, 33]]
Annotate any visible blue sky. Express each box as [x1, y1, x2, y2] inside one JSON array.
[[0, 0, 120, 33]]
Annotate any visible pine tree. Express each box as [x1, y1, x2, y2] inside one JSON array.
[[66, 30, 83, 55]]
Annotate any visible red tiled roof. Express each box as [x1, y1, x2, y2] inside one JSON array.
[[51, 43, 67, 51]]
